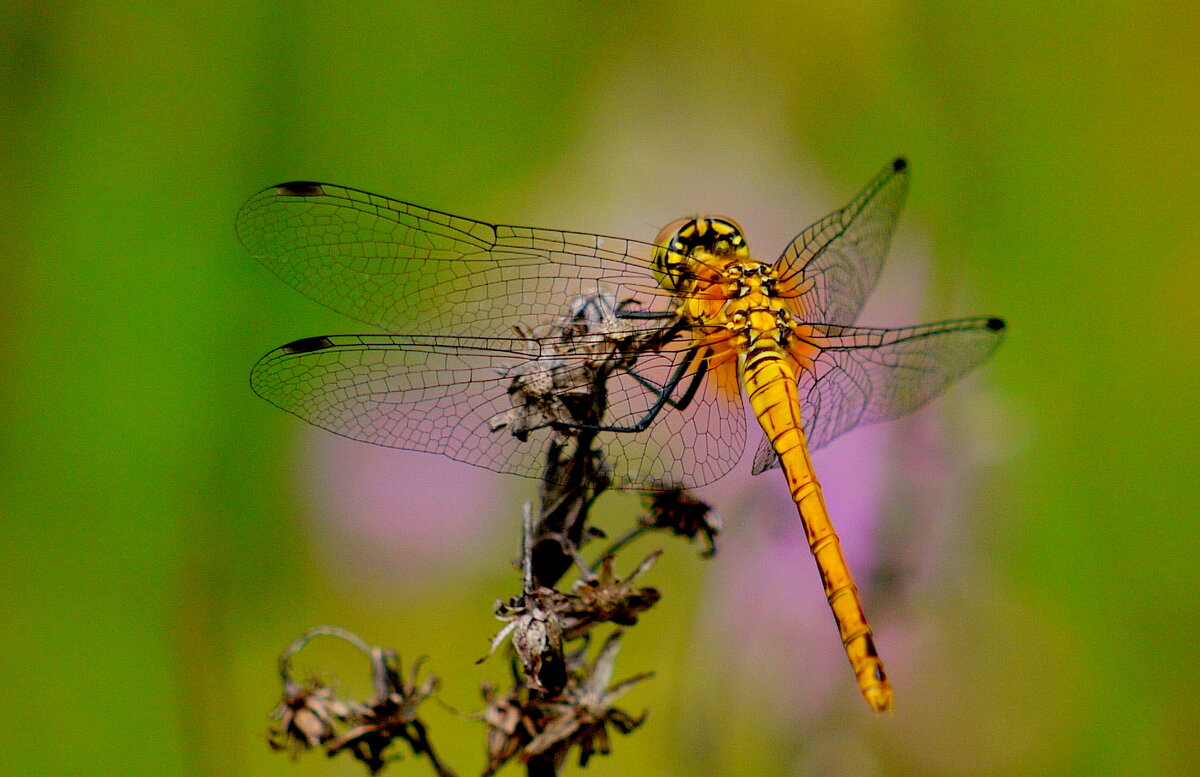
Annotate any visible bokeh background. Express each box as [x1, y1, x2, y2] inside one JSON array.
[[4, 2, 1198, 776]]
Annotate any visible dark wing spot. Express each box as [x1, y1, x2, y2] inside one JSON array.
[[892, 157, 908, 172], [986, 317, 1006, 331], [274, 181, 325, 197], [281, 335, 335, 354]]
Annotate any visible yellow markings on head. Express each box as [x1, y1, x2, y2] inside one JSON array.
[[651, 215, 749, 292]]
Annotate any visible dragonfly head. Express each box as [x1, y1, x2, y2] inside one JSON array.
[[651, 216, 748, 292]]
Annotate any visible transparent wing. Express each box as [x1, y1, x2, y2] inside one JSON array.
[[236, 182, 673, 337], [774, 158, 910, 326], [752, 317, 1005, 473], [252, 332, 746, 489]]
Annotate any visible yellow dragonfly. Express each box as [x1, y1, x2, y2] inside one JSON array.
[[239, 159, 1004, 712]]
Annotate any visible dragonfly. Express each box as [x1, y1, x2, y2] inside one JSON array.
[[238, 158, 1005, 712]]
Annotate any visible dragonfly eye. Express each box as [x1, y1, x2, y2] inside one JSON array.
[[652, 215, 747, 292]]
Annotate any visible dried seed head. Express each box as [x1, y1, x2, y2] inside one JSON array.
[[561, 552, 663, 639], [487, 586, 572, 693], [642, 487, 722, 556], [268, 678, 358, 756], [477, 631, 652, 775], [268, 628, 450, 776]]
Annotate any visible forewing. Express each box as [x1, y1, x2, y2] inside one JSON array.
[[251, 333, 745, 489], [774, 159, 910, 326], [752, 317, 1005, 473], [236, 182, 670, 336]]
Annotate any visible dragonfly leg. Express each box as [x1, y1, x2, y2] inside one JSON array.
[[598, 345, 707, 433], [616, 309, 678, 320], [613, 298, 677, 320], [619, 348, 709, 413], [555, 345, 707, 435]]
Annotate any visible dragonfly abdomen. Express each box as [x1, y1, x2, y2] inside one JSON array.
[[740, 347, 894, 713]]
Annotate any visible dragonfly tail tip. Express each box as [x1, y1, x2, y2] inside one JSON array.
[[865, 687, 894, 713]]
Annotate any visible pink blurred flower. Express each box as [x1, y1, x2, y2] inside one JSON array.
[[304, 433, 510, 588]]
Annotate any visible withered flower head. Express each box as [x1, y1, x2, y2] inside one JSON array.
[[561, 552, 662, 639], [483, 548, 664, 690], [268, 627, 452, 777], [479, 630, 653, 775], [324, 650, 450, 775], [642, 487, 722, 556], [268, 677, 361, 756], [484, 586, 571, 693], [478, 682, 532, 774]]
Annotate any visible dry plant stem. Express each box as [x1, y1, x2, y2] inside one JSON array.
[[277, 626, 374, 702], [524, 756, 560, 777], [589, 525, 651, 571], [530, 419, 608, 590], [525, 407, 606, 777], [281, 626, 374, 677], [407, 720, 455, 777]]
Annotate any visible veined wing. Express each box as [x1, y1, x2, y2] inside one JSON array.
[[252, 332, 746, 489], [752, 317, 1005, 473], [774, 158, 910, 326], [236, 183, 673, 337]]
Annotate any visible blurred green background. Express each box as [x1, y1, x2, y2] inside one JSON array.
[[3, 2, 1198, 776]]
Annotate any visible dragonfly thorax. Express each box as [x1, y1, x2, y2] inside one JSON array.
[[667, 246, 782, 320], [651, 215, 749, 292]]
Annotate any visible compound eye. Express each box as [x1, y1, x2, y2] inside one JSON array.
[[651, 217, 697, 292], [651, 215, 750, 292], [653, 217, 694, 249]]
